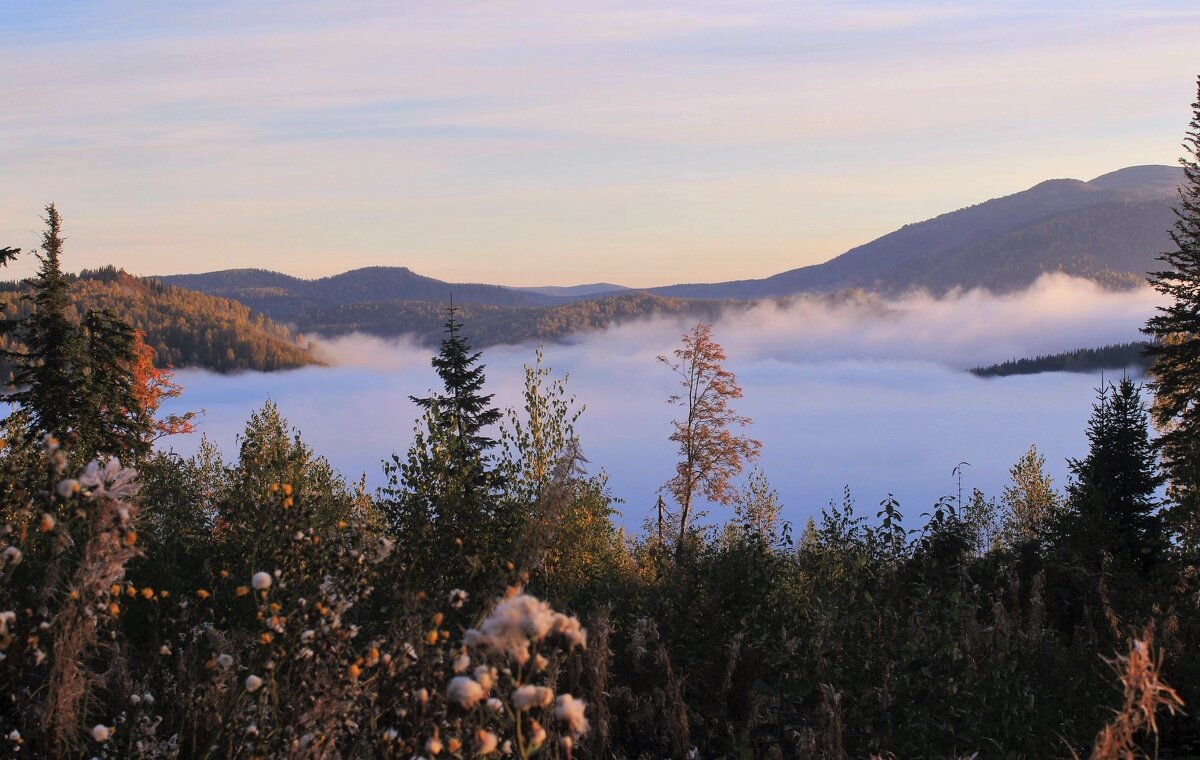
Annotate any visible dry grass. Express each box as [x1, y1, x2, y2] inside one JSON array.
[[1086, 632, 1185, 760]]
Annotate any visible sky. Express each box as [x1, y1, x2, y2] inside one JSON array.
[[157, 274, 1158, 529], [1, 1, 1198, 287]]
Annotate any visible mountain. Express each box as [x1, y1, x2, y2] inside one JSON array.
[[155, 164, 1183, 345], [157, 266, 563, 319], [0, 267, 320, 373], [650, 165, 1182, 298]]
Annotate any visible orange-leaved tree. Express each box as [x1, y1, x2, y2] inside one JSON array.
[[658, 322, 760, 553], [129, 329, 197, 442]]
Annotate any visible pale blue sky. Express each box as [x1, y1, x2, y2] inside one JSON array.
[[1, 1, 1197, 286]]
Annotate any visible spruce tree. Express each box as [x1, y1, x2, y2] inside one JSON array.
[[2, 206, 152, 463], [1065, 378, 1163, 570], [6, 204, 89, 448], [409, 303, 502, 478], [1143, 75, 1200, 547], [383, 305, 503, 591]]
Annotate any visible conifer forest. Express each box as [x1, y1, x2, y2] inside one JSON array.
[[4, 26, 1200, 760]]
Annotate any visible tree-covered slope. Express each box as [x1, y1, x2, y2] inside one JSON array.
[[971, 341, 1150, 377], [0, 267, 320, 373]]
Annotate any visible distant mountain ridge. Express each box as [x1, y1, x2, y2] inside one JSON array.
[[648, 165, 1182, 298], [155, 164, 1183, 345]]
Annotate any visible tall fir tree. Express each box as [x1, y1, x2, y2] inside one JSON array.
[[1143, 75, 1200, 549], [409, 304, 502, 463], [383, 305, 503, 592], [2, 206, 152, 463], [1064, 378, 1164, 571], [5, 204, 90, 450]]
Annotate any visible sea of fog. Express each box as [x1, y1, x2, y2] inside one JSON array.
[[157, 275, 1161, 531]]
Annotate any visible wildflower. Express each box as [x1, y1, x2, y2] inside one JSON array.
[[526, 720, 546, 752], [79, 458, 139, 500], [38, 513, 55, 532], [425, 629, 439, 645], [474, 729, 499, 755], [414, 687, 429, 705], [108, 602, 120, 617], [555, 694, 589, 736], [245, 675, 264, 692], [474, 666, 497, 691], [446, 676, 487, 709], [487, 697, 503, 711], [453, 653, 471, 673], [512, 685, 554, 711], [449, 588, 469, 609], [376, 536, 394, 562], [446, 737, 462, 753], [348, 663, 362, 679], [1, 546, 22, 567], [252, 571, 272, 590], [282, 483, 293, 496], [236, 586, 250, 597], [463, 593, 587, 665], [56, 479, 80, 498], [432, 612, 445, 626], [124, 530, 138, 546], [91, 724, 111, 742], [534, 654, 549, 672], [197, 589, 210, 599], [141, 587, 154, 599], [425, 735, 444, 755], [216, 654, 234, 668]]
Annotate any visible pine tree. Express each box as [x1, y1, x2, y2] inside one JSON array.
[[383, 306, 503, 591], [5, 204, 90, 449], [1143, 75, 1200, 548], [2, 206, 154, 463], [409, 304, 502, 472], [1065, 378, 1164, 570]]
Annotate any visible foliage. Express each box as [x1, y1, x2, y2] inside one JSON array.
[[0, 265, 319, 376], [658, 323, 761, 553], [1144, 75, 1200, 549], [971, 341, 1152, 378]]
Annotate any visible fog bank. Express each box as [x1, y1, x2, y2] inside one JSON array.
[[159, 275, 1159, 530]]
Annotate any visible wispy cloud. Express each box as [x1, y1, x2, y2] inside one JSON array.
[[1, 1, 1195, 284]]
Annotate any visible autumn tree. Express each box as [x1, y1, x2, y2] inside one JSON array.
[[658, 322, 761, 554], [998, 444, 1063, 548], [128, 329, 197, 442], [1143, 75, 1200, 548]]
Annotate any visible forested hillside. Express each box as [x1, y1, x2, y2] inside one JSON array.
[[972, 341, 1151, 377], [0, 267, 320, 374]]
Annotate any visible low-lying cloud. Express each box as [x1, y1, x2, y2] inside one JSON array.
[[159, 275, 1161, 530]]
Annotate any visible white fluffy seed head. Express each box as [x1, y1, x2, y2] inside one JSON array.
[[251, 572, 272, 590]]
